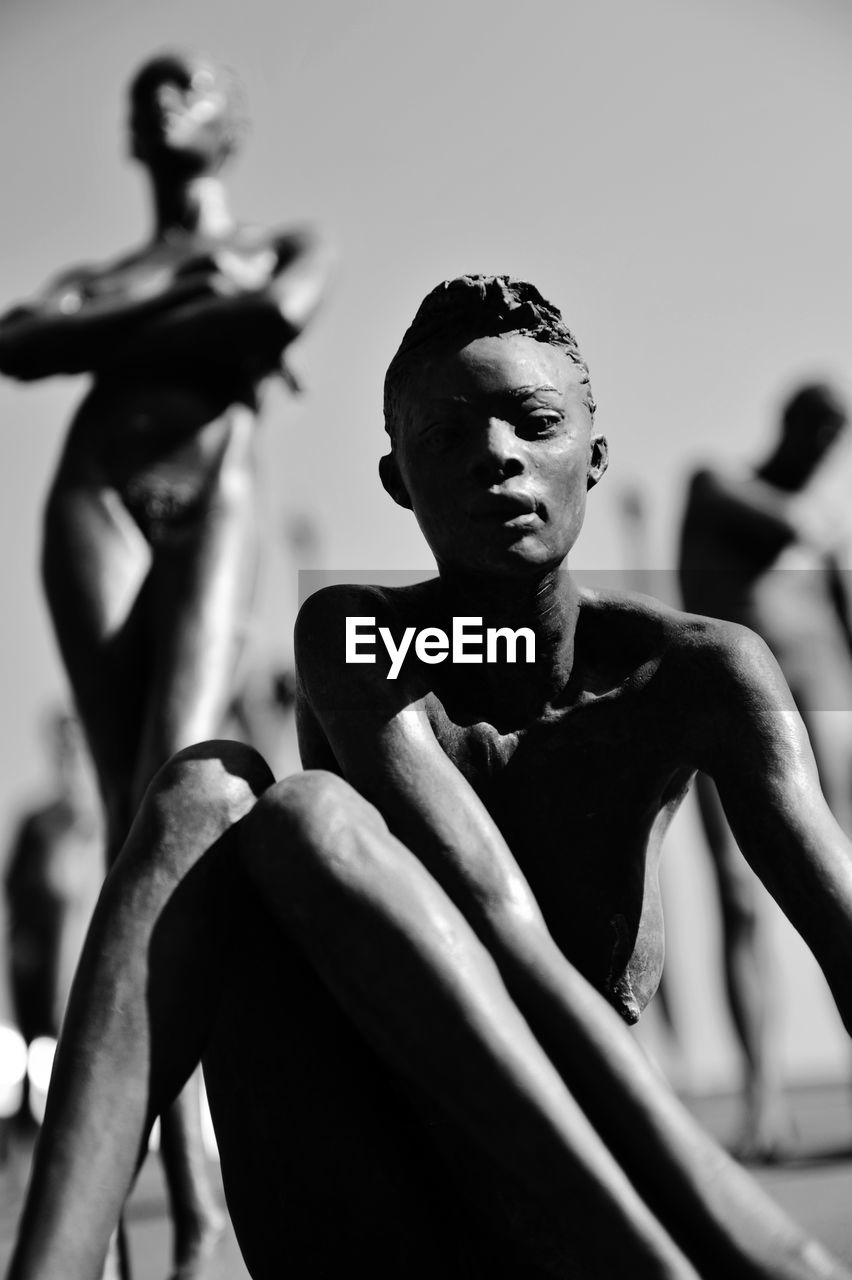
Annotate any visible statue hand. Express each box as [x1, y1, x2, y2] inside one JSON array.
[[210, 246, 279, 291], [173, 246, 278, 297]]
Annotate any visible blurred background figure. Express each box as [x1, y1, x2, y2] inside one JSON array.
[[1, 711, 101, 1146], [4, 711, 101, 1049], [678, 381, 852, 1161], [0, 48, 333, 1279], [0, 713, 99, 1162]]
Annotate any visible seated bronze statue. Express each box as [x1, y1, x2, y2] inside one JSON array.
[[9, 277, 852, 1279]]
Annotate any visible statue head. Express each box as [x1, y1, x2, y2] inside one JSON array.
[[128, 51, 246, 176], [379, 275, 606, 577]]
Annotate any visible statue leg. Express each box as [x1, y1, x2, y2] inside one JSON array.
[[203, 906, 539, 1279], [232, 771, 847, 1280], [41, 441, 259, 1280], [229, 771, 706, 1279], [128, 468, 257, 1280], [6, 740, 273, 1280], [11, 757, 844, 1280], [41, 477, 153, 867]]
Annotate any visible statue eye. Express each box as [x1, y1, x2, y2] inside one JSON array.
[[518, 413, 562, 439], [423, 423, 457, 451]]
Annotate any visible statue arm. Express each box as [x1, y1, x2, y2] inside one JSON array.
[[265, 227, 336, 337], [294, 586, 533, 932], [0, 230, 334, 383], [688, 467, 830, 553], [0, 266, 214, 381], [701, 624, 852, 1029], [87, 231, 335, 379]]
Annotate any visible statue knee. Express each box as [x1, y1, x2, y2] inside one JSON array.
[[242, 769, 382, 892], [141, 740, 275, 852]]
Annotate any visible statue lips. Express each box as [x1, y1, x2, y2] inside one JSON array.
[[471, 492, 541, 527]]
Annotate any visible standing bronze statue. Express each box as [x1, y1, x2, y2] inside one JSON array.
[[0, 51, 332, 1278]]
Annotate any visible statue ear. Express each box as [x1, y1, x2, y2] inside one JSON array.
[[379, 451, 413, 510], [587, 434, 609, 490]]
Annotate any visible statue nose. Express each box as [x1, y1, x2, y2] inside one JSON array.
[[471, 418, 525, 482]]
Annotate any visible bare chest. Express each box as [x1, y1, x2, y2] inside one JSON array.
[[426, 689, 693, 1020]]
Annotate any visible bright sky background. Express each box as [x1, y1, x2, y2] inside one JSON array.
[[3, 0, 852, 1086]]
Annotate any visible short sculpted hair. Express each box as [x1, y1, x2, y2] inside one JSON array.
[[383, 275, 595, 442]]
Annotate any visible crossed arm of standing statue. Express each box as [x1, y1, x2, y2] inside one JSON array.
[[0, 226, 334, 382]]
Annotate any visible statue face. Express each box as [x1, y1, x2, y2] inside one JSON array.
[[129, 54, 236, 174], [391, 333, 607, 578]]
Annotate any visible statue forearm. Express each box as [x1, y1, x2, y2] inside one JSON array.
[[110, 287, 297, 377], [0, 277, 211, 381]]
